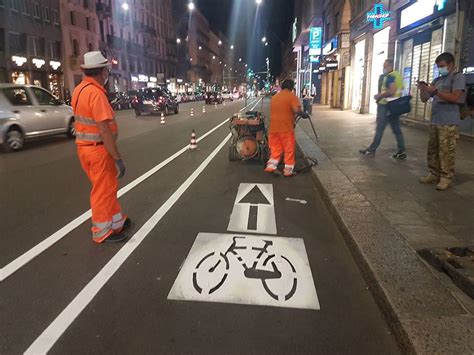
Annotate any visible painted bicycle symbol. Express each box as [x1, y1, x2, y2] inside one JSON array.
[[192, 236, 297, 301]]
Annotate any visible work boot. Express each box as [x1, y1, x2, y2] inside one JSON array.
[[436, 178, 451, 191], [419, 173, 439, 184], [103, 232, 128, 243], [264, 162, 277, 173], [283, 166, 296, 177]]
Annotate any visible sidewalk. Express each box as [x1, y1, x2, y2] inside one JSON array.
[[296, 105, 474, 354]]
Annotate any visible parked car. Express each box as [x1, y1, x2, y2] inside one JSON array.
[[132, 88, 179, 117], [221, 91, 234, 101], [205, 92, 223, 105], [0, 84, 74, 152]]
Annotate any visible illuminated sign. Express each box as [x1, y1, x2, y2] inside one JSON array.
[[367, 4, 391, 29], [32, 58, 46, 68], [131, 76, 139, 82], [177, 79, 183, 83], [292, 18, 298, 43], [11, 56, 27, 66], [138, 74, 148, 82], [149, 76, 157, 82], [310, 55, 320, 63], [322, 37, 338, 55], [309, 27, 322, 56], [400, 0, 449, 30], [49, 60, 61, 70]]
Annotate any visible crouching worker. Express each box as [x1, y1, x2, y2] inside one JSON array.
[[265, 79, 308, 177]]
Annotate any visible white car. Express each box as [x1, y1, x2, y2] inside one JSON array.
[[0, 84, 74, 152], [221, 91, 234, 101]]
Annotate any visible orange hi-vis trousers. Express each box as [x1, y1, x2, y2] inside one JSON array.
[[77, 145, 126, 243], [266, 131, 296, 169]]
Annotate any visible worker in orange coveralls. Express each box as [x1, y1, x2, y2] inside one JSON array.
[[265, 79, 309, 177], [72, 51, 131, 243]]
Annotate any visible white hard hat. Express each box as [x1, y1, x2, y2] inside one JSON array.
[[81, 51, 110, 69]]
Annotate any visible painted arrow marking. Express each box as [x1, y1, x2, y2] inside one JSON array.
[[227, 183, 276, 235]]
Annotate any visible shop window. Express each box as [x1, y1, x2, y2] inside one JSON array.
[[2, 87, 32, 106], [43, 6, 50, 22], [31, 87, 58, 105]]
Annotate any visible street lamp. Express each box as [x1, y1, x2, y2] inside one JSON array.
[[122, 2, 129, 11], [230, 45, 234, 50], [261, 36, 266, 43], [176, 38, 181, 44], [212, 55, 216, 60], [256, 0, 262, 4], [265, 42, 268, 46], [218, 40, 222, 46], [198, 46, 202, 50], [239, 58, 242, 62], [188, 2, 195, 11]]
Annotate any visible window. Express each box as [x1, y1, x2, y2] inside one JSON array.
[[88, 42, 93, 51], [70, 10, 75, 25], [49, 41, 60, 59], [32, 87, 58, 105], [72, 39, 79, 56], [44, 7, 50, 22], [2, 88, 32, 106], [86, 16, 90, 30], [33, 2, 40, 18], [32, 37, 45, 56], [20, 0, 29, 14], [52, 9, 59, 24], [9, 32, 26, 54], [10, 0, 19, 12]]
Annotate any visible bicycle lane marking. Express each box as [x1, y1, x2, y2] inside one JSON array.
[[168, 185, 320, 310], [0, 98, 260, 283], [24, 133, 233, 355]]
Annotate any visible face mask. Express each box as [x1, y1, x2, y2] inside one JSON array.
[[438, 67, 449, 76]]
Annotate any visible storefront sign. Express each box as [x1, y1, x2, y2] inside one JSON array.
[[292, 18, 298, 43], [177, 79, 183, 83], [131, 76, 139, 82], [49, 61, 61, 70], [11, 56, 27, 66], [149, 76, 157, 83], [399, 0, 450, 31], [367, 4, 392, 29], [322, 37, 338, 55], [310, 55, 320, 63], [138, 74, 148, 82], [32, 58, 46, 69], [309, 27, 322, 56], [326, 61, 338, 70]]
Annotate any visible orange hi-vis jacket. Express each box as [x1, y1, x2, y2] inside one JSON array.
[[72, 76, 118, 145]]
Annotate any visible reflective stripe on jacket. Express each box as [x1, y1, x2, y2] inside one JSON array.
[[72, 77, 118, 145]]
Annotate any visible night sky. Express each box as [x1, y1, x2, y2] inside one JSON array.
[[174, 0, 295, 76]]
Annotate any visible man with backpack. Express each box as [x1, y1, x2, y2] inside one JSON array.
[[417, 52, 466, 191]]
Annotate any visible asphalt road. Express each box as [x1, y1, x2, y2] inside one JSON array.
[[0, 98, 400, 354]]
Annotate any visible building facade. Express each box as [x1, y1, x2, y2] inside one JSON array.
[[60, 0, 99, 95], [96, 0, 177, 93], [0, 0, 64, 98]]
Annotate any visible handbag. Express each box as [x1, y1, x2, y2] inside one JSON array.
[[386, 95, 412, 116]]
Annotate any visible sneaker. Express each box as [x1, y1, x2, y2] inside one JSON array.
[[419, 173, 439, 184], [264, 166, 276, 173], [436, 178, 451, 191], [392, 152, 407, 160], [359, 149, 375, 156]]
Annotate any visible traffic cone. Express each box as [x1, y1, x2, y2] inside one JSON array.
[[189, 130, 197, 150], [202, 105, 206, 114], [160, 112, 165, 125], [190, 108, 194, 117]]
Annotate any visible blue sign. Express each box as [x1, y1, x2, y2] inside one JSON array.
[[367, 4, 392, 29], [309, 27, 322, 56]]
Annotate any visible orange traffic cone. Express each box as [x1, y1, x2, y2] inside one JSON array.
[[202, 105, 206, 113], [189, 130, 197, 150], [161, 112, 165, 125], [190, 108, 194, 117]]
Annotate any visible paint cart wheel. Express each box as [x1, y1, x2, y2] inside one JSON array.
[[193, 252, 230, 295], [228, 145, 238, 161], [261, 254, 298, 302]]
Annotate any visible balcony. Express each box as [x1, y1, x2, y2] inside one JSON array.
[[96, 2, 112, 18]]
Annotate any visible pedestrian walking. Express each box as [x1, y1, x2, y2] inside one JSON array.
[[264, 79, 308, 177], [359, 59, 407, 159], [417, 52, 465, 191], [72, 51, 131, 243]]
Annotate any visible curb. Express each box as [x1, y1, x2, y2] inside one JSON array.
[[295, 125, 474, 354]]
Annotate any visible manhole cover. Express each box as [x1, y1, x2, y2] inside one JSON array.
[[418, 246, 474, 299]]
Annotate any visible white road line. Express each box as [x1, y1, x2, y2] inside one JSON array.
[[0, 98, 259, 282], [24, 133, 232, 355]]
